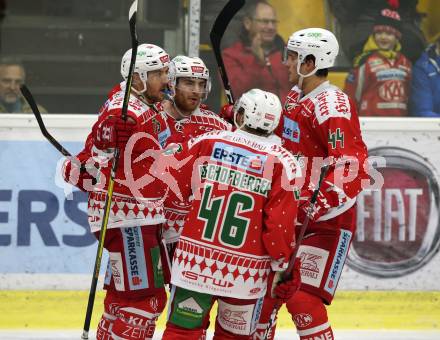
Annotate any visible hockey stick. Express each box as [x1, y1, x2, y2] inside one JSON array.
[[285, 165, 329, 279], [80, 1, 139, 339], [20, 84, 71, 157], [263, 165, 329, 340], [210, 0, 245, 105]]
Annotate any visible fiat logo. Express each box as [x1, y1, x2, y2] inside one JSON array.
[[348, 147, 440, 278]]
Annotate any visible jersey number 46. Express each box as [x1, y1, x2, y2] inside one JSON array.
[[198, 184, 254, 248]]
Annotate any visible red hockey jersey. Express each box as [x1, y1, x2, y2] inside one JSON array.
[[169, 129, 301, 299], [62, 84, 169, 232], [152, 104, 233, 244], [344, 52, 412, 117], [276, 81, 369, 226]]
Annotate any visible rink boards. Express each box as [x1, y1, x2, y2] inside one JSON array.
[[1, 114, 440, 291]]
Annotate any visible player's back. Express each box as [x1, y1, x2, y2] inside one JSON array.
[[181, 129, 280, 253], [171, 129, 300, 299]]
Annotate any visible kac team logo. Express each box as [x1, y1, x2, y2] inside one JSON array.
[[348, 147, 440, 278]]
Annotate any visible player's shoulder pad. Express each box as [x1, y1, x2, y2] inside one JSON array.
[[107, 83, 123, 98], [284, 86, 302, 111], [193, 107, 233, 130], [269, 144, 302, 181], [187, 129, 228, 149], [138, 102, 165, 126], [106, 92, 151, 118], [197, 106, 220, 118], [312, 86, 352, 125]]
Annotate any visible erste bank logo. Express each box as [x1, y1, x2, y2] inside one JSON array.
[[211, 142, 267, 174]]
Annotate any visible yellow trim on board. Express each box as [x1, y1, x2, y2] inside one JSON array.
[[0, 291, 439, 330]]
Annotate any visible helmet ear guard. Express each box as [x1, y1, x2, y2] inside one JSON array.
[[234, 89, 282, 134]]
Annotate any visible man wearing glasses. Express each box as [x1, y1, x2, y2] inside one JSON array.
[[222, 0, 290, 101]]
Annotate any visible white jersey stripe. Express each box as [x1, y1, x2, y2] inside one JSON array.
[[297, 321, 331, 336]]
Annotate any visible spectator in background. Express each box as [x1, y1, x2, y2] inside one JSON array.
[[0, 59, 47, 113], [345, 8, 412, 117], [222, 0, 290, 101], [410, 33, 440, 117], [329, 0, 425, 64]]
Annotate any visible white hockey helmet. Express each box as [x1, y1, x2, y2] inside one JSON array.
[[284, 28, 339, 77], [168, 55, 211, 100], [120, 43, 170, 93], [234, 89, 282, 134]]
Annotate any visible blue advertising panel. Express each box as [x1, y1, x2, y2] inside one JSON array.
[[0, 140, 106, 275]]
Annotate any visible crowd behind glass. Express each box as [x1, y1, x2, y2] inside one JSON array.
[[0, 0, 439, 117]]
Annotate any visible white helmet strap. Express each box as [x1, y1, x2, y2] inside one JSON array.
[[297, 76, 304, 92], [129, 71, 148, 95], [296, 55, 319, 78], [131, 81, 147, 95], [296, 57, 318, 90]]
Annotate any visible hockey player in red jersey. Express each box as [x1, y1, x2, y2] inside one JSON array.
[[156, 55, 232, 250], [255, 28, 369, 340], [62, 44, 172, 340], [162, 89, 302, 340]]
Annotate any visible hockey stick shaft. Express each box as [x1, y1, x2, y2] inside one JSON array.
[[122, 1, 139, 121], [263, 165, 329, 340], [283, 164, 329, 281], [81, 1, 139, 339], [210, 0, 245, 105], [20, 84, 71, 157]]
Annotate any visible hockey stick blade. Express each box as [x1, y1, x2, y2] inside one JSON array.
[[20, 85, 71, 157], [81, 1, 138, 339], [210, 0, 245, 104]]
